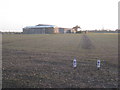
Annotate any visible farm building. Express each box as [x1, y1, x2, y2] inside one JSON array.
[[58, 28, 72, 34], [23, 24, 59, 34], [23, 24, 73, 34]]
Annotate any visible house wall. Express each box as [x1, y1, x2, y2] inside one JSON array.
[[64, 28, 72, 33], [54, 27, 59, 33]]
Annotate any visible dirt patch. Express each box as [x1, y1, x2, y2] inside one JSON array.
[[2, 49, 118, 88], [81, 34, 95, 49]]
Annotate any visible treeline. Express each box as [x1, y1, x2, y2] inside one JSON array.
[[88, 29, 119, 33]]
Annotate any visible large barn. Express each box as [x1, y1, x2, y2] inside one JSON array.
[[23, 24, 73, 34], [23, 24, 59, 34]]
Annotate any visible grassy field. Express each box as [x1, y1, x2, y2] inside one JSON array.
[[2, 33, 118, 88]]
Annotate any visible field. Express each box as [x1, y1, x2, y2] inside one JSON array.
[[2, 33, 118, 88]]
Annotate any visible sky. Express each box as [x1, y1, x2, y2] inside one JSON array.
[[0, 0, 119, 32]]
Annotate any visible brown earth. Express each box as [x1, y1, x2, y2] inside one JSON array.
[[2, 34, 118, 88], [81, 34, 95, 49]]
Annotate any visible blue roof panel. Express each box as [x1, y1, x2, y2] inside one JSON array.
[[24, 25, 56, 29]]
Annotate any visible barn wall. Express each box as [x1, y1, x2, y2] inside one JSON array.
[[45, 28, 54, 34], [59, 28, 64, 33], [23, 27, 55, 34], [23, 26, 72, 34]]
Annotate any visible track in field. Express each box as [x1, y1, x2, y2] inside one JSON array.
[[81, 34, 95, 49]]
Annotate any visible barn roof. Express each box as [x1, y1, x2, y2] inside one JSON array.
[[24, 25, 56, 29], [36, 24, 54, 26]]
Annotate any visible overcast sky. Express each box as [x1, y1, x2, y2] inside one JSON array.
[[0, 0, 119, 32]]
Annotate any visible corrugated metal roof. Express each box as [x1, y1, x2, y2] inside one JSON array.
[[24, 25, 56, 29], [36, 24, 53, 26]]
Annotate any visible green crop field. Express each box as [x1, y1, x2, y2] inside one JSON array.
[[2, 33, 118, 88]]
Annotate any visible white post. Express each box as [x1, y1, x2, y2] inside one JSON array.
[[73, 58, 77, 68], [97, 60, 100, 70]]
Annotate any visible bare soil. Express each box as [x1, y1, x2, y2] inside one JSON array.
[[81, 34, 95, 49], [2, 34, 118, 88]]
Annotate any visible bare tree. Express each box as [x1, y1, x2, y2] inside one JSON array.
[[72, 25, 81, 32]]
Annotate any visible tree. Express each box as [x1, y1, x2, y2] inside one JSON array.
[[72, 25, 81, 32]]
